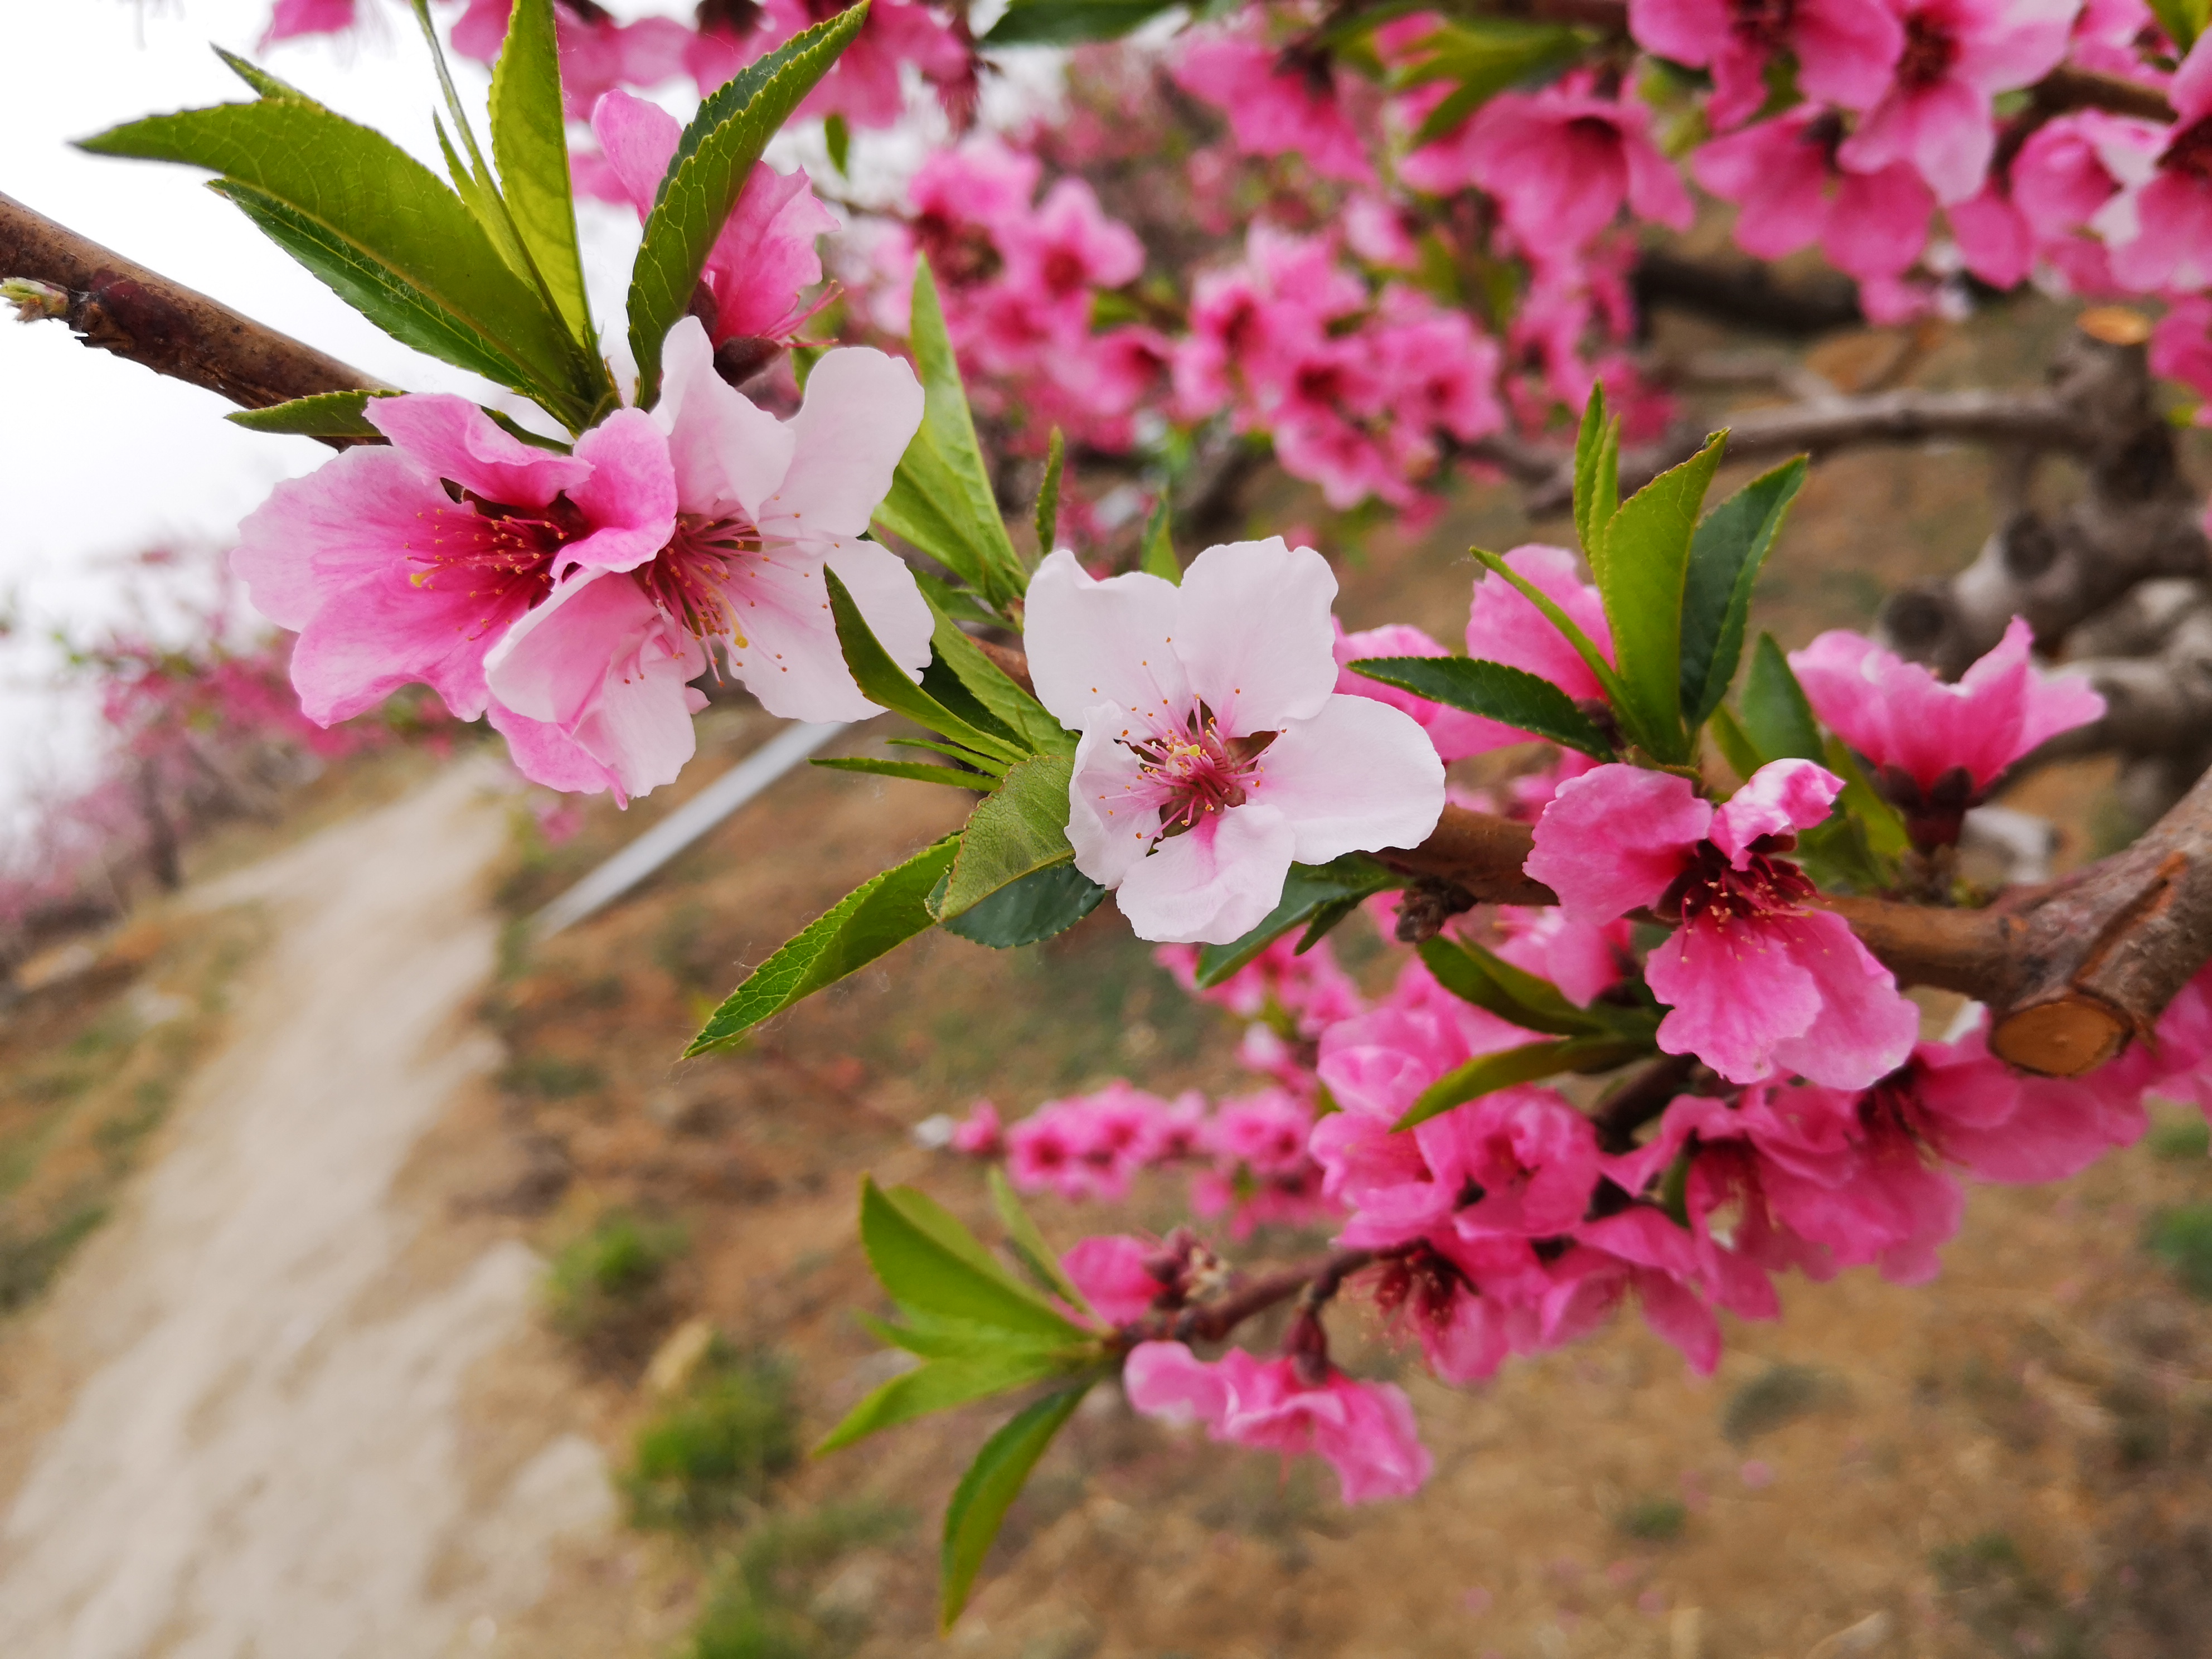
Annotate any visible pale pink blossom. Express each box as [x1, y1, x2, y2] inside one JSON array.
[[1122, 1342, 1433, 1502], [1788, 618, 2105, 831], [1026, 540, 1444, 945], [2095, 34, 2212, 289], [1839, 0, 2079, 205], [1403, 72, 1693, 255], [1061, 1234, 1165, 1323], [949, 1099, 1004, 1156], [1526, 761, 1920, 1086], [1333, 622, 1496, 763], [588, 91, 836, 347], [1172, 33, 1376, 185], [1628, 0, 1902, 129]]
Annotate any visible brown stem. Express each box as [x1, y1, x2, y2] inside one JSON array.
[[1128, 1248, 1377, 1348], [1, 192, 389, 440]]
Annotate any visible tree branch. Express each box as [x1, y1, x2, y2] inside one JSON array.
[[1119, 1248, 1378, 1348], [1, 191, 389, 439]]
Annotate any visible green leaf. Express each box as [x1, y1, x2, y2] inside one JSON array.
[[1351, 656, 1612, 758], [627, 3, 869, 404], [1415, 935, 1608, 1037], [490, 0, 591, 341], [225, 388, 398, 439], [1572, 384, 1618, 561], [1193, 855, 1400, 987], [1594, 431, 1726, 764], [942, 1386, 1093, 1627], [824, 110, 851, 176], [819, 1348, 1079, 1454], [2150, 0, 2209, 50], [1391, 17, 1588, 147], [984, 0, 1179, 45], [826, 570, 1028, 767], [812, 756, 989, 788], [936, 862, 1106, 948], [928, 605, 1073, 755], [1467, 545, 1636, 732], [1679, 457, 1806, 729], [1138, 497, 1180, 584], [860, 1177, 1088, 1341], [1707, 703, 1764, 784], [685, 836, 958, 1054], [214, 45, 324, 104], [933, 755, 1078, 921], [884, 736, 1008, 776], [1739, 632, 1824, 763], [989, 1166, 1089, 1311], [1399, 1034, 1652, 1129], [85, 100, 595, 423], [916, 570, 998, 626], [1825, 736, 1909, 860], [873, 257, 1031, 609], [1035, 427, 1064, 555]]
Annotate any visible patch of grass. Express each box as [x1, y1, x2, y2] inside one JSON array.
[[1616, 1496, 1689, 1542], [499, 1052, 605, 1100], [686, 1501, 910, 1659], [545, 1210, 687, 1342], [0, 1201, 110, 1313], [1931, 1531, 2090, 1659], [2143, 1204, 2212, 1299], [624, 1350, 801, 1534], [1721, 1362, 1827, 1445], [2147, 1117, 2211, 1161]]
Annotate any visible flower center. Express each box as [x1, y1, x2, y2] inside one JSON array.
[[1125, 709, 1275, 835], [1729, 0, 1794, 46], [635, 510, 764, 643], [1658, 839, 1818, 932], [1896, 15, 1959, 89], [407, 490, 590, 634], [1371, 1242, 1468, 1328], [2163, 115, 2212, 183]]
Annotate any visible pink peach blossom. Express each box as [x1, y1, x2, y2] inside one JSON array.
[[1334, 622, 1496, 765], [261, 0, 357, 44], [1839, 0, 2079, 205], [1789, 616, 2105, 795], [1172, 33, 1375, 184], [760, 0, 969, 129], [1526, 760, 1920, 1086], [453, 0, 695, 119], [1403, 73, 1693, 255], [588, 91, 837, 348], [1122, 1342, 1433, 1502], [1061, 1235, 1165, 1323], [2095, 33, 2212, 289], [1026, 540, 1444, 945], [1693, 109, 1936, 282], [1628, 0, 1903, 129]]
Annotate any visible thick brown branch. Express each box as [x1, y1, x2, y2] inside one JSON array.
[[2034, 65, 2176, 124], [1, 192, 389, 436]]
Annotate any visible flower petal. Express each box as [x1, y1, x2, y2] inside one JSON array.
[[1115, 804, 1298, 945], [1172, 537, 1341, 730], [758, 346, 925, 542], [656, 315, 795, 518], [1646, 913, 1823, 1085], [1768, 910, 1920, 1089], [1709, 759, 1842, 866], [565, 408, 680, 574], [1249, 694, 1444, 865], [1524, 764, 1711, 925], [1023, 551, 1192, 733], [365, 392, 589, 508]]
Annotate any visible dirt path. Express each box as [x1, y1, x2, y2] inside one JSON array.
[[0, 758, 615, 1659]]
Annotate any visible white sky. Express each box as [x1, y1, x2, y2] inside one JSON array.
[[0, 0, 1053, 835]]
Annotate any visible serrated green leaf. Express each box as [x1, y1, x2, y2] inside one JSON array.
[[1399, 1034, 1652, 1129], [1467, 545, 1639, 739], [933, 755, 1078, 921], [860, 1177, 1088, 1342], [1414, 935, 1606, 1037], [1194, 855, 1399, 987], [1572, 385, 1618, 562], [1391, 17, 1587, 146], [1138, 497, 1180, 583], [432, 115, 533, 287], [885, 735, 1009, 775], [1739, 632, 1824, 763], [490, 0, 591, 341], [226, 388, 397, 438], [1035, 427, 1064, 554], [1679, 457, 1806, 728], [879, 1182, 1025, 1284], [1593, 431, 1725, 764], [928, 605, 1074, 755], [874, 258, 1030, 608], [984, 0, 1179, 44], [1708, 702, 1764, 783], [989, 1166, 1089, 1310], [214, 45, 324, 104], [915, 570, 998, 625], [1351, 656, 1612, 758], [628, 3, 868, 403], [685, 836, 958, 1054], [812, 756, 989, 788], [935, 862, 1106, 948], [818, 1348, 1080, 1454], [942, 1386, 1093, 1627], [84, 99, 595, 423], [826, 570, 1028, 767]]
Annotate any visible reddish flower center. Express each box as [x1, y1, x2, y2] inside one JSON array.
[[1896, 15, 1959, 89], [408, 491, 590, 635], [914, 213, 1002, 288], [1370, 1242, 1468, 1329], [1729, 0, 1794, 48], [1040, 245, 1088, 297], [2162, 116, 2212, 182], [636, 511, 764, 642], [1126, 710, 1275, 835], [1658, 840, 1817, 932]]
